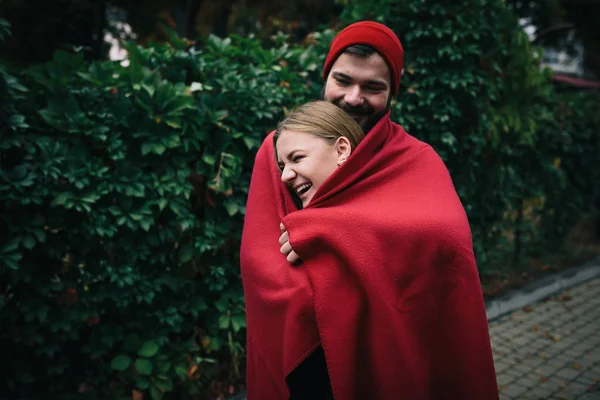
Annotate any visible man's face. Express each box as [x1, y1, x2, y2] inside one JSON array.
[[323, 52, 392, 133]]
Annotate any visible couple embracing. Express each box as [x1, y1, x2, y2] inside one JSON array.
[[240, 21, 498, 400]]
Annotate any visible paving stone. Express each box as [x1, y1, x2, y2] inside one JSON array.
[[489, 277, 600, 400], [514, 374, 545, 389], [521, 355, 547, 368], [556, 366, 584, 381], [513, 336, 534, 347], [495, 361, 513, 374], [523, 384, 561, 398], [575, 358, 599, 371], [587, 351, 600, 362], [495, 344, 515, 356], [560, 380, 592, 397], [534, 362, 565, 377], [501, 383, 529, 397], [497, 372, 519, 386], [579, 393, 600, 400], [512, 363, 537, 375], [578, 369, 600, 384]]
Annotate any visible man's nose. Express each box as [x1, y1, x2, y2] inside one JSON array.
[[280, 166, 296, 183], [344, 85, 363, 106]]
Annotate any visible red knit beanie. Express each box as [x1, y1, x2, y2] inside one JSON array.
[[322, 21, 404, 96]]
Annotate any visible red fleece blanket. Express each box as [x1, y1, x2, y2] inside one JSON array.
[[240, 112, 498, 400]]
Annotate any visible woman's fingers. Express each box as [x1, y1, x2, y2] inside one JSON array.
[[279, 230, 289, 245], [287, 250, 300, 264], [279, 223, 300, 264], [280, 240, 292, 256]]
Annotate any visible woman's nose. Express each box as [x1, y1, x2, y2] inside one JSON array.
[[344, 85, 363, 106], [280, 166, 296, 183]]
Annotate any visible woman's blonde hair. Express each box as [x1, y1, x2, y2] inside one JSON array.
[[274, 101, 364, 149]]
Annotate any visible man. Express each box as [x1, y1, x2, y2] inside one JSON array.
[[240, 21, 499, 399], [321, 22, 401, 134], [281, 21, 403, 264]]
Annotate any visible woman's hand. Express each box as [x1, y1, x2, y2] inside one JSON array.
[[279, 223, 301, 264]]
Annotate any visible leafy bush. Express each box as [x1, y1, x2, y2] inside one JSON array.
[[341, 0, 599, 272], [0, 26, 328, 399], [535, 90, 600, 248]]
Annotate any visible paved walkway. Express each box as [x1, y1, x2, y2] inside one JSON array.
[[490, 276, 600, 399]]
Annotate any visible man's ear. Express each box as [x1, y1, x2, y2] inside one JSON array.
[[335, 137, 352, 161]]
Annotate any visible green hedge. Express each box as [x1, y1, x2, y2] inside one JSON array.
[[1, 1, 599, 397], [0, 28, 329, 398], [342, 0, 599, 270]]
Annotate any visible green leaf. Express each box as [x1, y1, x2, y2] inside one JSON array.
[[141, 143, 166, 156], [231, 317, 241, 332], [214, 299, 228, 313], [155, 378, 173, 392], [111, 355, 132, 371], [158, 199, 168, 211], [32, 229, 46, 243], [2, 238, 20, 253], [141, 83, 155, 97], [136, 376, 151, 390], [141, 142, 154, 155], [135, 358, 153, 376], [156, 361, 171, 373], [150, 386, 164, 400], [175, 364, 187, 379], [127, 213, 143, 222], [219, 315, 230, 330], [165, 119, 181, 129], [231, 315, 246, 333], [190, 296, 208, 311], [140, 219, 152, 232], [179, 245, 194, 263], [153, 144, 166, 155], [138, 341, 160, 357], [22, 235, 36, 250], [224, 201, 239, 216], [203, 154, 216, 165], [243, 136, 260, 150], [52, 192, 70, 206]]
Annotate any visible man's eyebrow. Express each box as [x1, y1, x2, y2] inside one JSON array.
[[366, 79, 388, 88], [332, 71, 388, 88], [332, 71, 352, 81]]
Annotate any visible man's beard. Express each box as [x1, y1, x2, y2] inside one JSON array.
[[333, 99, 387, 134], [321, 90, 389, 133]]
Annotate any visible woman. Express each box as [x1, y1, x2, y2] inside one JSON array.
[[273, 101, 365, 398], [240, 99, 497, 399], [274, 101, 364, 209]]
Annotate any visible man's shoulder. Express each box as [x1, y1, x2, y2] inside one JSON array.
[[388, 120, 436, 154]]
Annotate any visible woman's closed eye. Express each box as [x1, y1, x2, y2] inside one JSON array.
[[277, 156, 304, 170]]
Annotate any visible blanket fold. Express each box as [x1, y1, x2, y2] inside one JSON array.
[[240, 112, 498, 400]]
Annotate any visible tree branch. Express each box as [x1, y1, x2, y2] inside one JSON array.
[[533, 23, 575, 41]]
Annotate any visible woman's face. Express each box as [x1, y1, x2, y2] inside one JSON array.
[[276, 130, 348, 207]]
